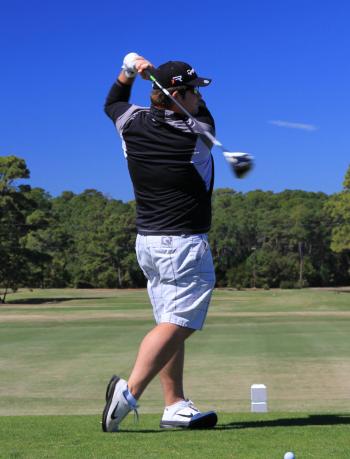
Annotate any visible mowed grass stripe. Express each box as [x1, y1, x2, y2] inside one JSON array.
[[1, 288, 349, 321], [3, 288, 350, 310], [1, 311, 350, 325]]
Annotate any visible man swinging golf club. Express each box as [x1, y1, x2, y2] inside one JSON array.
[[102, 52, 244, 432]]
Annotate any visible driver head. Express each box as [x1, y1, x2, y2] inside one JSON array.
[[223, 152, 254, 179]]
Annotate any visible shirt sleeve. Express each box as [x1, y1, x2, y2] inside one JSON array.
[[104, 80, 133, 123]]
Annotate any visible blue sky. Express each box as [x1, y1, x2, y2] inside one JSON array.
[[1, 0, 349, 201]]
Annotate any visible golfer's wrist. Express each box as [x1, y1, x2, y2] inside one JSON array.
[[117, 70, 135, 85]]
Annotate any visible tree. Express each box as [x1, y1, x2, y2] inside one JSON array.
[[0, 156, 49, 302], [46, 190, 141, 288], [326, 165, 350, 254], [0, 156, 29, 193], [211, 188, 341, 288], [2, 156, 349, 292]]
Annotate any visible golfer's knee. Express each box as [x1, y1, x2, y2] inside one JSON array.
[[159, 322, 194, 340], [174, 324, 195, 340]]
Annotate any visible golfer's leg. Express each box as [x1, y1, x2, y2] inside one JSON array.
[[159, 343, 186, 406], [127, 323, 194, 400]]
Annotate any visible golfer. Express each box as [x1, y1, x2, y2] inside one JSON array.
[[102, 53, 217, 432]]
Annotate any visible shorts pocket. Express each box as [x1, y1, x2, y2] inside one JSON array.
[[186, 237, 209, 268], [148, 248, 176, 282], [135, 237, 155, 280], [155, 237, 210, 282]]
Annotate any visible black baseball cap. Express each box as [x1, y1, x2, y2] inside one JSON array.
[[152, 61, 212, 89]]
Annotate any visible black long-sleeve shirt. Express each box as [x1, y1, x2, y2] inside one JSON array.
[[104, 80, 215, 235]]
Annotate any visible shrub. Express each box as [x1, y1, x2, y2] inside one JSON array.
[[279, 280, 295, 289]]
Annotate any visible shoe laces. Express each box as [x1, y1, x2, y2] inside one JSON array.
[[186, 399, 200, 413], [123, 388, 139, 424], [127, 399, 139, 424], [132, 405, 139, 424]]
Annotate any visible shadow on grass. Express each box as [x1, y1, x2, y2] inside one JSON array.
[[4, 297, 105, 305], [217, 414, 350, 430], [118, 414, 350, 434]]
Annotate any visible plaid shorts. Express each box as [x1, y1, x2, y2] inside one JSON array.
[[135, 234, 215, 330]]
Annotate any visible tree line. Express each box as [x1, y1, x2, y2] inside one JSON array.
[[1, 156, 349, 302]]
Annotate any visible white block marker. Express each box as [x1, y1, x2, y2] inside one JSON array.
[[251, 384, 268, 412]]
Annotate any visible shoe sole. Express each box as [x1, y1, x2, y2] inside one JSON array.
[[105, 374, 119, 402], [160, 411, 218, 429], [102, 375, 120, 432]]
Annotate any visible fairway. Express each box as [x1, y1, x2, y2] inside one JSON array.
[[1, 288, 350, 458]]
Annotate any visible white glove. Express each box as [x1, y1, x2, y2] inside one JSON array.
[[122, 52, 140, 78]]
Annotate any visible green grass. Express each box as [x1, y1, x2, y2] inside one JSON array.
[[1, 288, 350, 457], [1, 414, 350, 458]]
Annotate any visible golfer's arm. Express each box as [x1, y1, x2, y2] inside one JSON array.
[[104, 73, 135, 122]]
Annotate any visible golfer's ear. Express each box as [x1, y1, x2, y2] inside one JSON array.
[[172, 90, 184, 101]]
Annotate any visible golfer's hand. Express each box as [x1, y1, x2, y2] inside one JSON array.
[[119, 52, 153, 84], [134, 57, 154, 80]]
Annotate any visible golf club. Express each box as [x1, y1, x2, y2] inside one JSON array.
[[146, 70, 254, 179]]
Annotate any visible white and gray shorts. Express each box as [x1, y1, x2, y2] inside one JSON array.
[[135, 234, 215, 330]]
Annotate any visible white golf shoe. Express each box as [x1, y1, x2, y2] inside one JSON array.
[[160, 399, 217, 429], [102, 375, 138, 432]]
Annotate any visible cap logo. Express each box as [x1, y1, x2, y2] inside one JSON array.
[[171, 75, 183, 85], [187, 68, 195, 75]]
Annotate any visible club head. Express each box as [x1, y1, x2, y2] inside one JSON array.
[[223, 151, 254, 179]]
